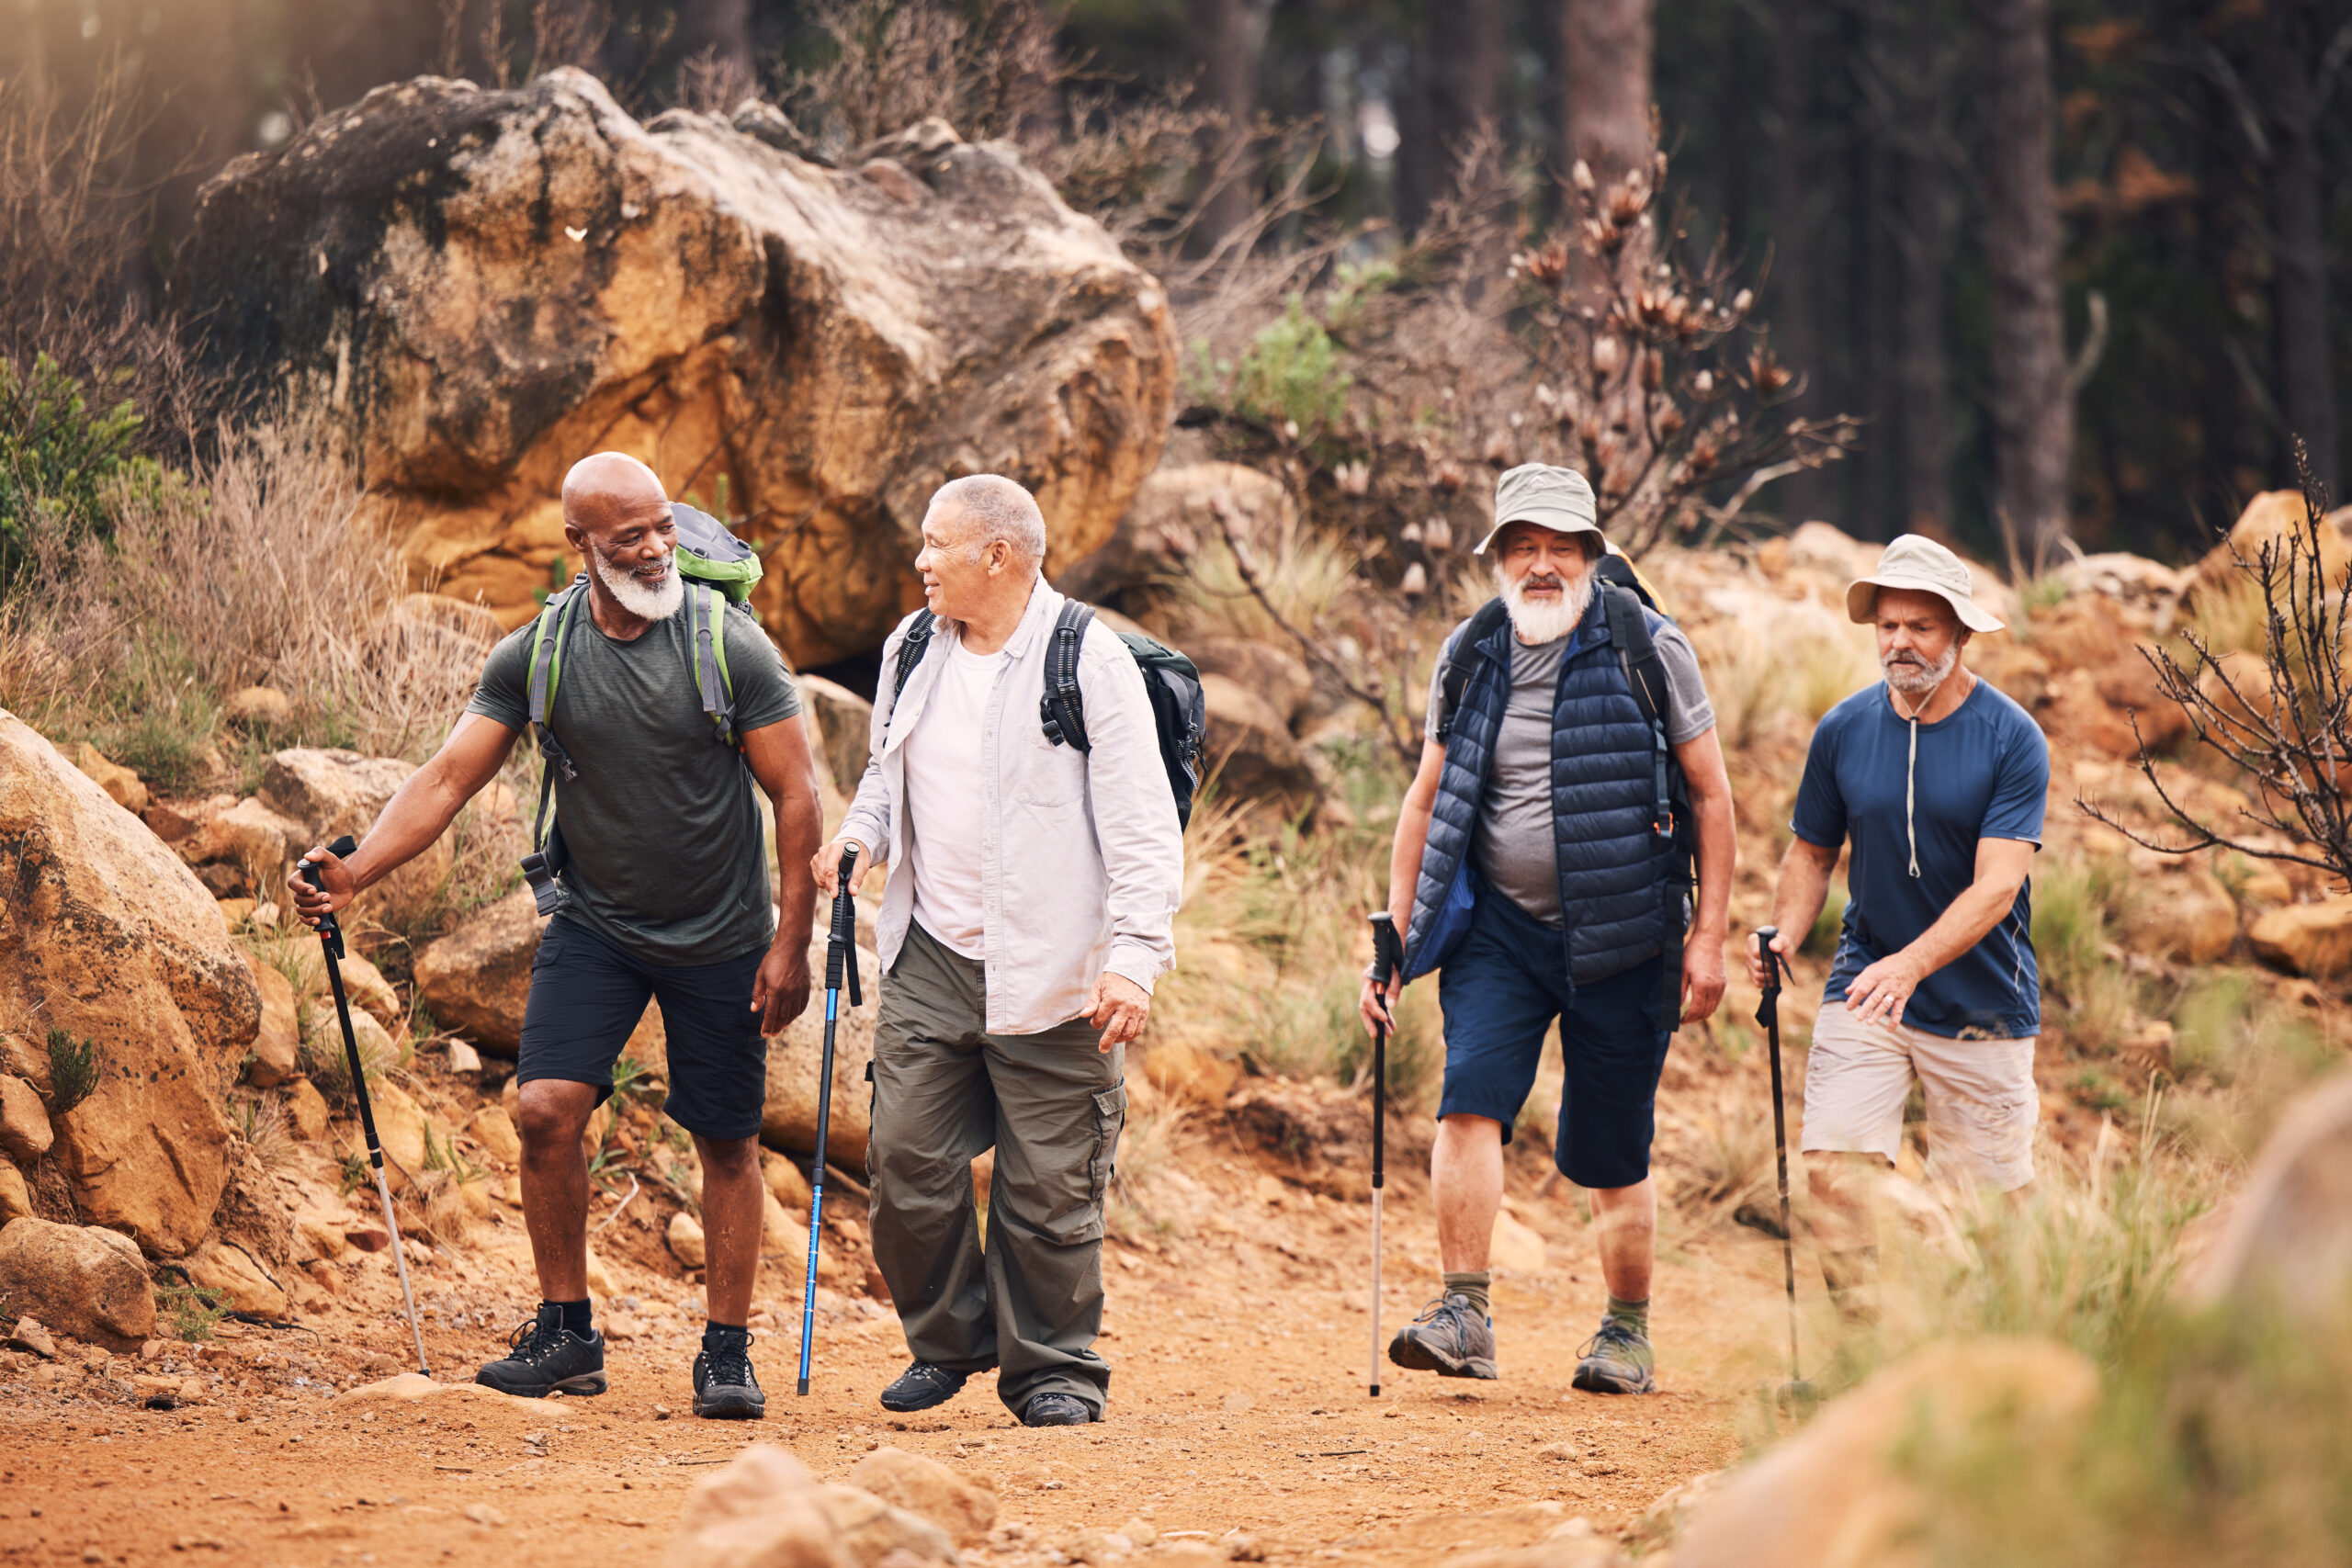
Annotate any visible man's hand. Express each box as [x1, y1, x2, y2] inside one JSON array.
[[751, 942, 813, 1037], [1679, 930, 1727, 1025], [1086, 972, 1150, 1054], [1844, 948, 1928, 1030], [1747, 927, 1797, 990], [286, 843, 356, 929], [1358, 973, 1401, 1036], [811, 836, 872, 897]]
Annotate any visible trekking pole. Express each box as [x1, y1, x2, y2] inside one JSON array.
[[299, 836, 429, 1378], [797, 845, 862, 1396], [1754, 927, 1810, 1404], [1365, 911, 1404, 1398]]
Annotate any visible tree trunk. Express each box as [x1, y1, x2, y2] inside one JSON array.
[[2262, 0, 2339, 496], [1188, 0, 1260, 251], [1561, 0, 1655, 192], [1894, 3, 1951, 537], [1769, 0, 1828, 526], [674, 0, 756, 107], [1976, 0, 2072, 565], [1399, 0, 1503, 231]]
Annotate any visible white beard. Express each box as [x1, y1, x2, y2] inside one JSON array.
[[594, 547, 685, 621], [1497, 566, 1594, 644], [1883, 642, 1957, 696]]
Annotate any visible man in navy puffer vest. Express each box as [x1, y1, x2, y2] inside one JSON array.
[[1361, 464, 1737, 1394]]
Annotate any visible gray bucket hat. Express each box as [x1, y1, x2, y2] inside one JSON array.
[[1473, 464, 1600, 555], [1846, 534, 2006, 633]]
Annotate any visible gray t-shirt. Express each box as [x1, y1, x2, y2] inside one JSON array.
[[1425, 612, 1715, 928], [467, 595, 801, 964]]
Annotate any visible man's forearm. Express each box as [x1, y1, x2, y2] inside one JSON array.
[[1689, 789, 1735, 941], [1770, 848, 1837, 948], [771, 784, 823, 951], [345, 768, 469, 891], [1387, 803, 1432, 928], [1895, 878, 2020, 979]]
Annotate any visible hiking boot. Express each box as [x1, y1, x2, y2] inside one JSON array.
[[476, 1306, 607, 1398], [1022, 1393, 1093, 1427], [693, 1327, 764, 1420], [1386, 1292, 1498, 1380], [1571, 1319, 1656, 1394], [879, 1361, 968, 1414]]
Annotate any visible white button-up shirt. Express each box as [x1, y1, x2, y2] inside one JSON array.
[[839, 579, 1183, 1034]]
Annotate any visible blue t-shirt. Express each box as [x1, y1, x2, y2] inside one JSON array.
[[1790, 679, 2050, 1039]]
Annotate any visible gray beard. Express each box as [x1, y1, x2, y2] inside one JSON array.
[[1498, 567, 1593, 644], [1883, 643, 1957, 696], [594, 547, 685, 620]]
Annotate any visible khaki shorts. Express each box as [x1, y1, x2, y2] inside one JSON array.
[[1801, 1000, 2039, 1190]]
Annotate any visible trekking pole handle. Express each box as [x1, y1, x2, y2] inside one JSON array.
[[299, 836, 360, 954], [828, 846, 860, 1007], [1367, 912, 1403, 992], [1757, 925, 1781, 992]]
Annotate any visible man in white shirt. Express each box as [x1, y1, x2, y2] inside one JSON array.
[[814, 474, 1182, 1427]]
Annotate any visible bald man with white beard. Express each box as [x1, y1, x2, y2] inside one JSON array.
[[289, 453, 825, 1419]]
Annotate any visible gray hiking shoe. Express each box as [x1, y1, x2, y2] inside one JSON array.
[[1571, 1319, 1656, 1394], [1386, 1292, 1498, 1380]]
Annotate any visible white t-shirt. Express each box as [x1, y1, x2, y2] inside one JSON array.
[[903, 637, 1008, 960]]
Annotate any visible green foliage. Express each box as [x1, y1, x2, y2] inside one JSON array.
[[1187, 295, 1353, 436], [610, 1054, 662, 1107], [0, 354, 164, 585], [156, 1280, 228, 1343], [337, 1150, 368, 1196], [43, 1026, 97, 1113]]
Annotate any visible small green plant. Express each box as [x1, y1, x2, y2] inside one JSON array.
[[337, 1150, 368, 1195], [156, 1280, 228, 1343], [1187, 295, 1353, 437], [44, 1026, 97, 1113], [610, 1054, 662, 1106], [0, 353, 164, 584]]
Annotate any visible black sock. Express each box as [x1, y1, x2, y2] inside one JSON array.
[[704, 1321, 749, 1348], [548, 1299, 593, 1337]]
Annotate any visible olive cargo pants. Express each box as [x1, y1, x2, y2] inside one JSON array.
[[866, 921, 1128, 1418]]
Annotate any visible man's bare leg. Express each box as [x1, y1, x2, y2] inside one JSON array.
[[1432, 1113, 1505, 1270], [515, 1079, 598, 1302], [1591, 1178, 1656, 1303], [1806, 1150, 1887, 1316], [693, 1133, 765, 1327]]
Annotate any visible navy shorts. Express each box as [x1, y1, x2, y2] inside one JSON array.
[[517, 916, 769, 1141], [1435, 887, 1672, 1190]]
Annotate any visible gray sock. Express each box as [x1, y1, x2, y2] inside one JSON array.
[[1442, 1270, 1491, 1318]]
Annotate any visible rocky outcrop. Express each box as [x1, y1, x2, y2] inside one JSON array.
[[0, 1218, 157, 1351], [2117, 863, 2238, 964], [243, 955, 300, 1089], [798, 672, 876, 796], [259, 749, 451, 934], [175, 72, 1178, 667], [1200, 674, 1317, 819], [413, 888, 545, 1052], [0, 715, 257, 1257], [1057, 461, 1296, 604], [2249, 896, 2352, 977]]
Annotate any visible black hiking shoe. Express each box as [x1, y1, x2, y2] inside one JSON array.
[[475, 1306, 607, 1398], [693, 1327, 764, 1420], [1022, 1393, 1093, 1427], [1571, 1319, 1656, 1394], [879, 1361, 969, 1414], [1386, 1292, 1498, 1380]]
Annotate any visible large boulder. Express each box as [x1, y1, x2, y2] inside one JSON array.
[[2185, 488, 2352, 608], [2249, 896, 2352, 977], [1184, 637, 1316, 731], [2117, 863, 2237, 964], [0, 1075, 51, 1165], [258, 749, 452, 933], [175, 73, 1178, 667], [663, 1443, 853, 1568], [798, 673, 876, 797], [0, 1218, 157, 1351], [1057, 460, 1295, 604], [764, 935, 882, 1167], [2190, 1070, 2352, 1323], [1674, 1339, 2098, 1568], [1200, 673, 1317, 818], [413, 888, 546, 1052], [0, 715, 257, 1256]]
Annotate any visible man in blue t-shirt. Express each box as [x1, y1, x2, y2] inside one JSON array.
[[1747, 535, 2049, 1306]]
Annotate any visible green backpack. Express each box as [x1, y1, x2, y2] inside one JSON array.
[[516, 502, 764, 917]]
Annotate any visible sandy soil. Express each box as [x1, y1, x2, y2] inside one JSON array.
[[0, 1122, 1817, 1568]]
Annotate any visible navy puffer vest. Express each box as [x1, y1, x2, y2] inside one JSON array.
[[1403, 591, 1679, 990]]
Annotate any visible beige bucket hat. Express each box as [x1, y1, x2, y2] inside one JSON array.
[[1846, 534, 2006, 634], [1472, 464, 1600, 555]]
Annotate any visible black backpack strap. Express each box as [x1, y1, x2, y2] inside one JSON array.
[[1432, 599, 1512, 743], [1040, 601, 1095, 753], [887, 610, 937, 720]]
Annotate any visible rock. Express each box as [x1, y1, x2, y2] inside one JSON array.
[[285, 1079, 330, 1142], [7, 1315, 55, 1357], [1183, 637, 1316, 730], [256, 749, 452, 936], [413, 889, 545, 1053], [763, 934, 882, 1166], [585, 1247, 619, 1298], [175, 797, 312, 884], [141, 793, 235, 846], [799, 673, 876, 795], [66, 742, 148, 815], [176, 72, 1177, 665], [243, 955, 300, 1089], [1672, 1338, 2098, 1568], [669, 1212, 707, 1269], [0, 712, 257, 1256], [446, 1039, 482, 1074], [0, 1157, 29, 1224], [357, 1080, 431, 1194], [2191, 1070, 2352, 1323], [308, 1002, 402, 1082], [820, 1481, 961, 1566], [2117, 864, 2236, 964], [305, 951, 402, 1032], [1199, 674, 1317, 817], [0, 1075, 52, 1165], [2052, 551, 2188, 609], [221, 686, 294, 731], [185, 1239, 288, 1319], [762, 1150, 813, 1214], [0, 1218, 157, 1351], [1141, 1037, 1241, 1106], [2249, 896, 2352, 977], [467, 1106, 524, 1167], [662, 1443, 853, 1568], [1058, 462, 1295, 604], [761, 1190, 804, 1269], [2186, 489, 2352, 609], [848, 1446, 998, 1544], [1490, 1211, 1548, 1275]]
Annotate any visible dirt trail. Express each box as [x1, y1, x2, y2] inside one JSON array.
[[0, 1136, 1815, 1567]]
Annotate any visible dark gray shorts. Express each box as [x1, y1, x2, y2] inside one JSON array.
[[517, 915, 768, 1140]]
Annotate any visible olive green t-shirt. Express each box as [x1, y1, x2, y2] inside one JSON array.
[[466, 594, 801, 965]]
